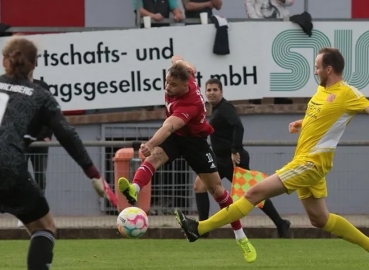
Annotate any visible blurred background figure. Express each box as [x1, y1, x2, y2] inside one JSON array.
[[245, 0, 294, 19], [133, 0, 184, 27]]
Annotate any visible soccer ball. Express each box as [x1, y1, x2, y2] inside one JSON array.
[[117, 207, 149, 239]]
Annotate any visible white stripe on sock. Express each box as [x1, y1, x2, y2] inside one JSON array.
[[31, 231, 55, 244], [142, 165, 154, 176], [217, 191, 230, 205]]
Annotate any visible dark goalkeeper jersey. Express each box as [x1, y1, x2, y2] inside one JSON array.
[[0, 74, 93, 184]]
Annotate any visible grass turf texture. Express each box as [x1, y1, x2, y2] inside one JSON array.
[[0, 239, 367, 269]]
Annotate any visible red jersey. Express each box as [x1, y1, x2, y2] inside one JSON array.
[[165, 76, 214, 137]]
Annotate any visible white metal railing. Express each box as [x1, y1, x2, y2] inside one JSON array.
[[5, 140, 369, 230]]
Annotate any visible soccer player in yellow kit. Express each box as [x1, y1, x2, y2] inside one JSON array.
[[175, 47, 369, 258]]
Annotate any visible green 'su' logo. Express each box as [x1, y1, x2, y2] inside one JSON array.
[[270, 29, 369, 91]]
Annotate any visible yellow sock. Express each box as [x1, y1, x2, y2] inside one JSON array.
[[323, 213, 369, 252], [198, 197, 254, 235]]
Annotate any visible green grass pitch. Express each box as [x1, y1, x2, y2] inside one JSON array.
[[1, 239, 367, 269]]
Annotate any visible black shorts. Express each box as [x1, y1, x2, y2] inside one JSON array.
[[0, 165, 50, 224], [159, 133, 218, 174], [215, 149, 250, 181]]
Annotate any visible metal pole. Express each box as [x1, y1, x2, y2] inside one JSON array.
[[303, 0, 309, 12], [129, 141, 143, 181], [29, 141, 136, 147], [5, 18, 369, 33], [241, 140, 369, 147], [28, 140, 369, 147], [136, 0, 142, 28]]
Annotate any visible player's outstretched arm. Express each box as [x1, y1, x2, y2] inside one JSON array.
[[364, 107, 369, 114], [145, 116, 185, 150], [47, 113, 100, 178], [40, 94, 117, 205]]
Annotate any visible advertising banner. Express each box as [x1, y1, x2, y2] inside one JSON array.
[[0, 21, 368, 110]]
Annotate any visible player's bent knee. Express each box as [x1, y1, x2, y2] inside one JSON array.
[[146, 147, 169, 168], [244, 180, 267, 198], [193, 176, 207, 193], [244, 188, 262, 205], [209, 185, 224, 198], [207, 182, 225, 198], [309, 217, 327, 228], [301, 197, 329, 228], [308, 208, 329, 228], [25, 212, 57, 235], [308, 212, 329, 228], [245, 174, 287, 205], [198, 173, 223, 197]]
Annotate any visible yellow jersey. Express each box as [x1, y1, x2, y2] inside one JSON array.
[[294, 80, 369, 174]]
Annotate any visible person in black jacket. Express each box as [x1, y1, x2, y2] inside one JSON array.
[[1, 36, 108, 270], [194, 78, 291, 238]]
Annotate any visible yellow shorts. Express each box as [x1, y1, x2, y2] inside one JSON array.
[[276, 159, 327, 200]]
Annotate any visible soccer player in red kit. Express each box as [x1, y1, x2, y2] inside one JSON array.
[[118, 56, 257, 262]]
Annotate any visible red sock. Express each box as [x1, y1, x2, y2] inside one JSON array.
[[215, 190, 242, 230], [132, 161, 155, 189]]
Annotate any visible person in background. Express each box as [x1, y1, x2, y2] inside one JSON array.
[[176, 48, 369, 262], [0, 36, 109, 270], [245, 0, 294, 106], [133, 0, 184, 27], [245, 0, 294, 19], [194, 78, 291, 238], [182, 0, 222, 25]]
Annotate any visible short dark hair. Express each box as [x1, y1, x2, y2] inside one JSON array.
[[319, 47, 345, 74], [2, 37, 37, 79], [167, 63, 191, 82], [205, 78, 223, 91]]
